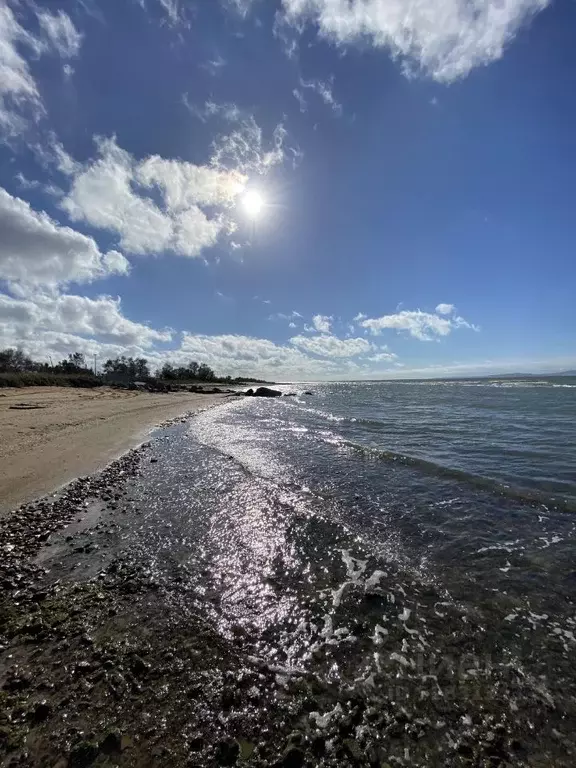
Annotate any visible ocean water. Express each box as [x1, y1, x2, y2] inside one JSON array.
[[119, 379, 576, 762]]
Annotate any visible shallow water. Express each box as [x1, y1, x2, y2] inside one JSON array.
[[88, 380, 576, 763]]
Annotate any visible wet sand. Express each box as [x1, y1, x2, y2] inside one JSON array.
[[0, 386, 226, 514]]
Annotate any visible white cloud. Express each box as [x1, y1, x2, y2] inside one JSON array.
[[138, 154, 244, 208], [158, 0, 181, 24], [0, 5, 81, 135], [293, 88, 307, 112], [0, 187, 129, 288], [299, 77, 342, 115], [367, 350, 398, 362], [136, 0, 184, 25], [270, 310, 302, 322], [359, 309, 477, 340], [281, 0, 550, 82], [311, 314, 332, 333], [0, 4, 43, 134], [290, 334, 374, 358], [0, 292, 171, 350], [188, 101, 303, 173], [37, 10, 82, 58], [177, 332, 372, 379], [185, 100, 244, 124], [201, 54, 227, 76], [211, 116, 296, 175], [53, 108, 300, 261], [436, 303, 455, 315], [60, 137, 243, 258]]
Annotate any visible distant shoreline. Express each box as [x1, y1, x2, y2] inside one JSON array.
[[0, 386, 227, 514]]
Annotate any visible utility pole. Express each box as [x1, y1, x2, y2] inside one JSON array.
[[94, 354, 97, 375]]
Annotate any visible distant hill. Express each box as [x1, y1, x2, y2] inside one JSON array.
[[486, 371, 576, 378]]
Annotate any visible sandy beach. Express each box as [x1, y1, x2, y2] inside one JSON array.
[[0, 386, 226, 514]]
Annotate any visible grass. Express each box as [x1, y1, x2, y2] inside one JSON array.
[[0, 372, 103, 389]]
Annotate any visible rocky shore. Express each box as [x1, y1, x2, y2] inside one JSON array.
[[2, 413, 575, 767], [0, 425, 366, 768]]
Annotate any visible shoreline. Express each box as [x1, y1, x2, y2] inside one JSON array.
[[0, 386, 227, 515], [1, 401, 575, 766]]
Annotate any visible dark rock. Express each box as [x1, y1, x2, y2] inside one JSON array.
[[33, 701, 51, 722], [221, 689, 235, 710], [276, 747, 305, 767], [457, 743, 474, 757], [252, 387, 282, 398], [344, 739, 363, 760], [311, 737, 326, 757], [150, 457, 158, 463], [68, 740, 100, 767], [129, 655, 150, 677], [215, 739, 240, 766], [100, 729, 122, 755], [4, 674, 31, 691], [189, 735, 204, 751], [23, 619, 45, 636]]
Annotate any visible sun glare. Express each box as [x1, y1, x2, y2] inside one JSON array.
[[243, 190, 264, 218]]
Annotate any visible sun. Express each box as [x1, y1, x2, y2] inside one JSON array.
[[243, 189, 264, 218]]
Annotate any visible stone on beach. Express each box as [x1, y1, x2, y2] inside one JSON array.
[[245, 386, 282, 397]]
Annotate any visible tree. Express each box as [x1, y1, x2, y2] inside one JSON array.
[[160, 363, 176, 380], [0, 348, 36, 372], [197, 363, 214, 381], [103, 356, 150, 383], [133, 358, 150, 380], [57, 352, 89, 373]]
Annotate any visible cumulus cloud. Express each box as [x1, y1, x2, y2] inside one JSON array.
[[138, 154, 244, 208], [0, 288, 407, 379], [366, 349, 398, 363], [178, 332, 358, 379], [281, 0, 550, 82], [60, 137, 243, 258], [0, 292, 171, 350], [311, 314, 332, 333], [436, 303, 455, 315], [359, 308, 478, 340], [290, 334, 374, 358], [0, 4, 81, 135], [0, 187, 129, 288]]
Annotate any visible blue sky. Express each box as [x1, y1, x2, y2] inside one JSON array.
[[0, 0, 574, 380]]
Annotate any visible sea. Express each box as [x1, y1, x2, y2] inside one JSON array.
[[117, 378, 576, 761]]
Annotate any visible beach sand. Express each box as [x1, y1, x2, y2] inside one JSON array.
[[0, 386, 226, 514]]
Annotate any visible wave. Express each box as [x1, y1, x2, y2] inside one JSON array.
[[409, 379, 576, 389], [321, 435, 576, 513]]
